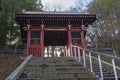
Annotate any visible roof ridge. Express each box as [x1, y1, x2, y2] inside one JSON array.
[[23, 11, 88, 15]]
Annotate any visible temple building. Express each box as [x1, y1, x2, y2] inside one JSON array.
[[15, 11, 96, 57]]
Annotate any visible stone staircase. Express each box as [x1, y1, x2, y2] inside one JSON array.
[[17, 57, 98, 80], [85, 58, 120, 80]]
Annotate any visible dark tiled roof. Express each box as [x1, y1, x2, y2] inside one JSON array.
[[15, 11, 96, 26]]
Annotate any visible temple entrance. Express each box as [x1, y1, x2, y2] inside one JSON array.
[[15, 12, 96, 57], [44, 31, 68, 46], [44, 31, 68, 57]]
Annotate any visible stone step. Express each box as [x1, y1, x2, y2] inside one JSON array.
[[17, 57, 98, 80], [20, 74, 96, 78], [95, 72, 113, 75], [24, 70, 90, 73], [25, 67, 86, 69], [28, 61, 80, 64], [31, 58, 76, 62], [95, 72, 114, 77], [93, 70, 109, 73], [27, 63, 83, 67], [22, 74, 96, 78], [85, 57, 120, 80], [17, 77, 98, 80], [25, 71, 93, 75], [103, 77, 118, 80], [103, 77, 120, 80]]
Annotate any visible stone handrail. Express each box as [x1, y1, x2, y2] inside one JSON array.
[[6, 55, 33, 80]]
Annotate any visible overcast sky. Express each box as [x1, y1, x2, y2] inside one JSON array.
[[41, 0, 92, 11]]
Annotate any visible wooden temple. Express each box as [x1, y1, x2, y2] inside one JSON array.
[[15, 11, 96, 57]]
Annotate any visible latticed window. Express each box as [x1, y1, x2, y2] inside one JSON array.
[[30, 31, 41, 45], [71, 31, 81, 45]]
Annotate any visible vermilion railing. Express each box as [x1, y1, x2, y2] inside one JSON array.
[[28, 46, 41, 57]]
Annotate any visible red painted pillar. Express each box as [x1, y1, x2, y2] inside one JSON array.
[[27, 30, 30, 56], [81, 30, 86, 50], [41, 29, 44, 57], [68, 29, 72, 56]]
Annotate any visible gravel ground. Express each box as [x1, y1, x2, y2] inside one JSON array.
[[0, 54, 25, 80]]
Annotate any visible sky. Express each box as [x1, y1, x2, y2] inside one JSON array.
[[41, 0, 92, 11]]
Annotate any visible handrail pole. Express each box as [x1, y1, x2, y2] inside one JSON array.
[[74, 47, 77, 59], [98, 55, 103, 80], [71, 45, 120, 80], [67, 46, 69, 57], [78, 48, 81, 62], [71, 45, 120, 60], [89, 52, 93, 72], [83, 49, 86, 67], [88, 49, 120, 60], [112, 58, 118, 80], [70, 45, 73, 57]]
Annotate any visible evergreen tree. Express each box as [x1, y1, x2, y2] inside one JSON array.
[[0, 0, 43, 45]]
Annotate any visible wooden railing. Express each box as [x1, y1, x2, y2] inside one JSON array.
[[28, 46, 41, 56]]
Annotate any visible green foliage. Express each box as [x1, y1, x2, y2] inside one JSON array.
[[88, 0, 120, 56], [0, 0, 43, 45], [89, 0, 118, 18], [117, 49, 120, 56]]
